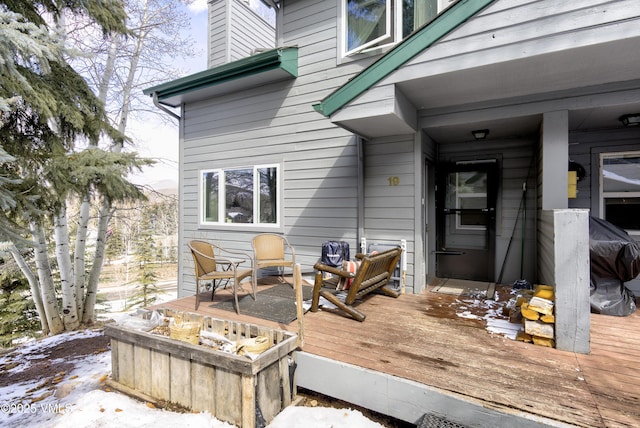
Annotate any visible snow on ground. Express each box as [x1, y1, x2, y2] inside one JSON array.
[[0, 324, 385, 428], [455, 292, 520, 340]]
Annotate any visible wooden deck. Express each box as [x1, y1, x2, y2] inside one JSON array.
[[152, 278, 640, 427]]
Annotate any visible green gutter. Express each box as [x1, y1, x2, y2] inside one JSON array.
[[143, 47, 298, 100], [313, 0, 494, 117]]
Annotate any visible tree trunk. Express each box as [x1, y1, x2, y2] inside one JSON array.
[[30, 221, 64, 334], [82, 0, 147, 323], [54, 206, 80, 330], [98, 36, 119, 103], [80, 36, 118, 324], [82, 200, 113, 324], [117, 0, 147, 134], [74, 196, 90, 321], [9, 246, 50, 335]]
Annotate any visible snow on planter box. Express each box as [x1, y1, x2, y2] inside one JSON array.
[[104, 308, 299, 427]]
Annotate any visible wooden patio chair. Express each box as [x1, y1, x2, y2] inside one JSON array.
[[251, 233, 296, 288], [310, 247, 402, 321], [188, 240, 254, 313]]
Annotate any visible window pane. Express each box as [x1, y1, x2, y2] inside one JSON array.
[[603, 154, 640, 230], [225, 169, 253, 223], [258, 167, 277, 224], [603, 156, 640, 192], [459, 196, 486, 227], [458, 171, 488, 195], [445, 171, 488, 208], [405, 0, 439, 38], [457, 171, 487, 229], [347, 0, 388, 52], [203, 171, 219, 222], [448, 171, 487, 229], [605, 197, 640, 230]]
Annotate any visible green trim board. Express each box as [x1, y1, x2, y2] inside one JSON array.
[[313, 0, 494, 118], [143, 47, 298, 106]]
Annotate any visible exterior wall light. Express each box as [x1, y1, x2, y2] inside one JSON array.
[[619, 114, 640, 126], [471, 129, 490, 140]]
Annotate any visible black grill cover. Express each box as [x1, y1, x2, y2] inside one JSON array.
[[589, 217, 640, 316]]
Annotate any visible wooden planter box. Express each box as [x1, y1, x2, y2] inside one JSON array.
[[104, 309, 299, 427]]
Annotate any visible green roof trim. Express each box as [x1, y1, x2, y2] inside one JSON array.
[[143, 47, 298, 101], [313, 0, 494, 117]]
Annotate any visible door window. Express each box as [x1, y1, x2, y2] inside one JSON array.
[[448, 171, 488, 230]]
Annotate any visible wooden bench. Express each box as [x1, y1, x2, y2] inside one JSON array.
[[310, 247, 403, 321]]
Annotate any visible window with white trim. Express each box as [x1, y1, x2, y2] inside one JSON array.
[[600, 152, 640, 232], [200, 165, 280, 226], [343, 0, 455, 57]]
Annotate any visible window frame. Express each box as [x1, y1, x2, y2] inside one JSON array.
[[339, 0, 455, 59], [343, 0, 392, 57], [599, 151, 640, 233], [199, 163, 282, 230]]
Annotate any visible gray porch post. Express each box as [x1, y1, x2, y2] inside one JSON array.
[[550, 210, 591, 354], [539, 111, 590, 354], [540, 111, 569, 210]]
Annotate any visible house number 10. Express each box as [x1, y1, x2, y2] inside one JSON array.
[[388, 176, 400, 186]]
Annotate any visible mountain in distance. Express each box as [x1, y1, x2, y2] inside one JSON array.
[[146, 178, 178, 196]]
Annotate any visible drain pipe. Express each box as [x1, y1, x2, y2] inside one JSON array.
[[152, 92, 180, 121], [357, 136, 364, 249]]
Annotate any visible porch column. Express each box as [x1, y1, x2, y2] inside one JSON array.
[[539, 112, 590, 354], [540, 111, 569, 210]]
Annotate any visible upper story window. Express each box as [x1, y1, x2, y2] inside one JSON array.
[[343, 0, 455, 57], [200, 164, 280, 228], [600, 152, 640, 232]]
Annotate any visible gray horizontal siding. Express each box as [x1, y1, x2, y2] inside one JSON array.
[[363, 136, 416, 291], [208, 1, 227, 67], [392, 0, 640, 83], [208, 0, 275, 68], [180, 0, 413, 293], [229, 0, 274, 60]]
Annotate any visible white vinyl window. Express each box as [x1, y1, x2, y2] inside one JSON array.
[[200, 164, 280, 227], [600, 152, 640, 232], [342, 0, 455, 56]]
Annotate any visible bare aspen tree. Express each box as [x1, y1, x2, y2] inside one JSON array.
[[67, 0, 194, 323]]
